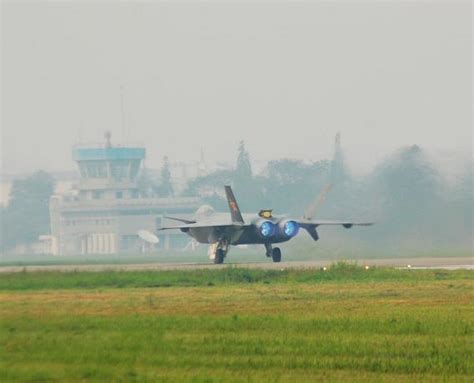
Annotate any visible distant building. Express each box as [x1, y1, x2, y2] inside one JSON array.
[[49, 139, 200, 255]]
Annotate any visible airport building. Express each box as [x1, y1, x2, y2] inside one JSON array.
[[48, 137, 200, 255]]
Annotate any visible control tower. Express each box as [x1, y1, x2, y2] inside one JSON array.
[[49, 134, 200, 255], [72, 132, 145, 201]]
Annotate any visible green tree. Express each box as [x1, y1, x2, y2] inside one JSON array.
[[0, 171, 55, 251], [136, 169, 156, 198], [157, 156, 174, 197], [233, 141, 266, 211], [323, 132, 357, 220], [183, 169, 234, 197], [235, 140, 252, 181], [330, 132, 348, 185], [183, 142, 264, 211], [367, 145, 443, 247], [263, 159, 330, 215], [442, 164, 473, 246]]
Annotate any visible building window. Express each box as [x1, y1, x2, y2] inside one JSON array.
[[86, 161, 107, 178], [92, 191, 102, 199], [111, 160, 129, 180], [116, 191, 123, 199], [129, 160, 140, 179], [79, 164, 88, 178]]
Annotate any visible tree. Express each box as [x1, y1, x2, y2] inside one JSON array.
[[322, 132, 358, 219], [455, 165, 473, 230], [330, 132, 348, 185], [182, 142, 264, 211], [235, 141, 252, 181], [367, 145, 443, 247], [182, 143, 332, 214], [233, 141, 266, 211], [183, 169, 234, 197], [263, 159, 330, 215], [0, 171, 55, 251], [136, 169, 157, 198], [443, 163, 473, 246], [157, 156, 174, 197]]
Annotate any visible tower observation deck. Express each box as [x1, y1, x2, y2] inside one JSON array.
[[72, 144, 145, 200]]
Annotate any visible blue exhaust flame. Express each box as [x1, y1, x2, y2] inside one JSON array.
[[283, 220, 299, 237], [259, 221, 275, 237]]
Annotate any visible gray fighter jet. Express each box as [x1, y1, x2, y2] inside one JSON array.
[[159, 185, 372, 264]]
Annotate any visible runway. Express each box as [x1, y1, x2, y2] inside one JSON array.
[[0, 256, 471, 273]]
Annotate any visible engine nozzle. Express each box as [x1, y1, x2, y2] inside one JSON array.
[[256, 220, 276, 238], [279, 220, 300, 238]]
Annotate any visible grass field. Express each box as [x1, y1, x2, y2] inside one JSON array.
[[1, 264, 473, 382]]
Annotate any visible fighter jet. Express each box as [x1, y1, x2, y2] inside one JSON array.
[[159, 185, 372, 264]]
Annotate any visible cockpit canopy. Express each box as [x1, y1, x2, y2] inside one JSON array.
[[258, 209, 273, 219]]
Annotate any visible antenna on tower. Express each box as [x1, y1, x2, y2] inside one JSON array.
[[76, 120, 85, 144], [105, 131, 112, 148], [77, 128, 83, 144], [335, 131, 341, 147], [120, 85, 125, 145], [198, 148, 207, 176]]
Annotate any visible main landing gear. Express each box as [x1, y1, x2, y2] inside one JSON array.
[[208, 241, 229, 264], [214, 249, 225, 264], [264, 243, 282, 263]]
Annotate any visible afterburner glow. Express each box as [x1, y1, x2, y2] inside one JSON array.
[[283, 220, 299, 237], [260, 221, 275, 237]]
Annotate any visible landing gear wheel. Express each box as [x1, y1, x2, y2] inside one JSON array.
[[214, 249, 225, 264], [271, 247, 281, 263]]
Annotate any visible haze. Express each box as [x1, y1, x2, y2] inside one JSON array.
[[1, 1, 472, 175]]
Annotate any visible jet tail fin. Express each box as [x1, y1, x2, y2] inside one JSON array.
[[303, 183, 333, 220], [224, 185, 245, 225]]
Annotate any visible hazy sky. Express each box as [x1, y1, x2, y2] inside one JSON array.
[[1, 1, 472, 176]]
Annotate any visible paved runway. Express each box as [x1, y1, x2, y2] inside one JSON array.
[[0, 256, 471, 273]]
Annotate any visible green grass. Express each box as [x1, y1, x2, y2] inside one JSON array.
[[1, 265, 473, 382], [0, 262, 472, 291]]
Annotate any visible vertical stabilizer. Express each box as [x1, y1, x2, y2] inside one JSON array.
[[303, 184, 333, 220], [224, 185, 245, 224]]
